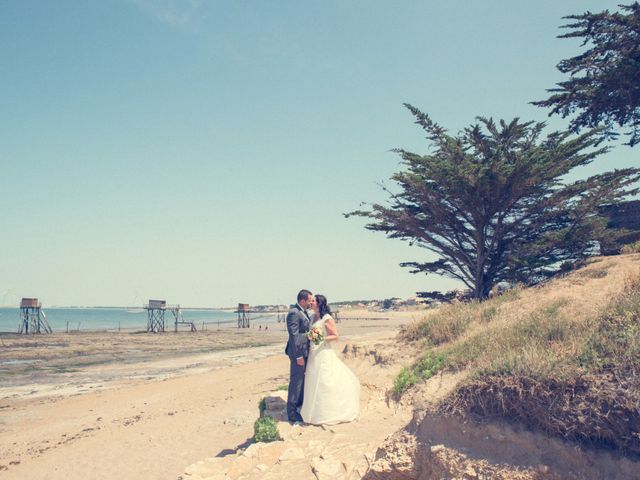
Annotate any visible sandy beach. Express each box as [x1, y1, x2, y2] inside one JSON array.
[[0, 309, 424, 479]]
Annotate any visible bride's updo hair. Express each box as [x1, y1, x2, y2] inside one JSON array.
[[315, 294, 332, 318]]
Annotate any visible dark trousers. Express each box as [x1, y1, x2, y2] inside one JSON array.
[[287, 356, 306, 421]]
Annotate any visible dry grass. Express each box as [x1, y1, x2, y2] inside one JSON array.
[[396, 254, 640, 454], [621, 240, 640, 254], [401, 287, 521, 346]]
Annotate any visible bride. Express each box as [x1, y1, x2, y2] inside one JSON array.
[[300, 294, 360, 425]]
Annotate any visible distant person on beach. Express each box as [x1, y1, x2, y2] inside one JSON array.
[[300, 294, 360, 425], [284, 289, 314, 423]]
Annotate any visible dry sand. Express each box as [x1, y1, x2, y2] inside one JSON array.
[[0, 309, 425, 479]]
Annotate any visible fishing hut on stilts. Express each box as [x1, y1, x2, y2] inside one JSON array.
[[236, 303, 251, 328], [144, 299, 196, 333], [19, 298, 52, 334]]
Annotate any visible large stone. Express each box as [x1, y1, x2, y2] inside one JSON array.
[[241, 441, 287, 466], [262, 393, 288, 421], [225, 455, 254, 477]]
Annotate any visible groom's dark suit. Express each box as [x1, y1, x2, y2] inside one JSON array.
[[285, 304, 311, 422]]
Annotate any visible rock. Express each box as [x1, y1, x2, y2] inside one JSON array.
[[278, 447, 305, 461], [311, 455, 345, 479], [307, 440, 324, 453], [368, 431, 417, 478], [276, 421, 294, 439], [263, 393, 288, 421], [183, 458, 229, 478], [241, 441, 287, 468], [225, 455, 253, 477], [264, 391, 287, 405], [241, 443, 261, 459]]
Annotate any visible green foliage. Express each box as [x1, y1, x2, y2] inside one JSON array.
[[533, 3, 640, 146], [347, 105, 640, 299], [253, 416, 281, 443], [392, 367, 419, 397], [392, 353, 445, 398], [415, 353, 445, 379], [276, 384, 289, 391]]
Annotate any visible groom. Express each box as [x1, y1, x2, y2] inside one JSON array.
[[285, 289, 314, 423]]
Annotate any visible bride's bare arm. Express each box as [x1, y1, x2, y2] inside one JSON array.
[[324, 315, 339, 341]]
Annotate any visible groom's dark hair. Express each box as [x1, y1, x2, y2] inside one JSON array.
[[297, 289, 312, 302]]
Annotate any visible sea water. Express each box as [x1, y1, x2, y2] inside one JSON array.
[[0, 307, 278, 333]]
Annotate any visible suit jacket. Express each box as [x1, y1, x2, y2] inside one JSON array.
[[285, 305, 310, 359]]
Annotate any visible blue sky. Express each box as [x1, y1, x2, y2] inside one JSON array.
[[0, 0, 635, 307]]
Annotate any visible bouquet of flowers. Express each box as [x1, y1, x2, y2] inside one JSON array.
[[307, 326, 324, 346]]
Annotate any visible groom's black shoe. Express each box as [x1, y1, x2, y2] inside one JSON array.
[[288, 414, 303, 424]]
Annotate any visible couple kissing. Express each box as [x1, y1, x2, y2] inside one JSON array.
[[284, 289, 360, 425]]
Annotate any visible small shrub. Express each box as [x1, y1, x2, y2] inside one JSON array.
[[253, 416, 281, 442], [621, 240, 640, 254], [276, 384, 288, 391], [415, 353, 445, 379], [392, 367, 418, 398], [392, 353, 445, 398]]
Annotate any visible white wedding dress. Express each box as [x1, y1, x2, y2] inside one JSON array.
[[300, 314, 360, 425]]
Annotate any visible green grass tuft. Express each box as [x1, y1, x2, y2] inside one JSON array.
[[392, 353, 445, 398], [253, 416, 281, 442]]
